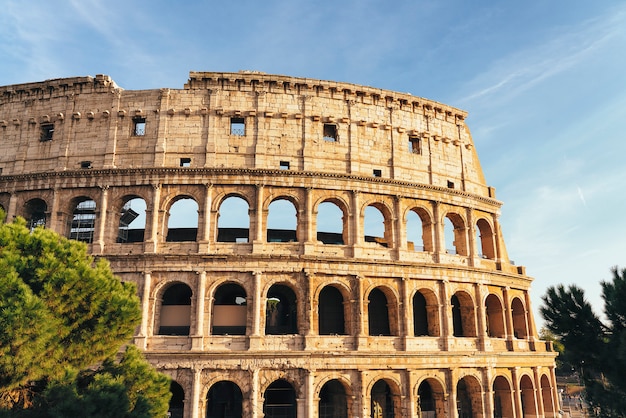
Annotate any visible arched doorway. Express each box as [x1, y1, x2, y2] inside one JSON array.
[[158, 283, 192, 335], [492, 376, 514, 418], [206, 380, 243, 418], [265, 285, 297, 335], [319, 379, 348, 418], [263, 379, 296, 418], [318, 286, 346, 335], [371, 380, 395, 418], [168, 381, 185, 418]]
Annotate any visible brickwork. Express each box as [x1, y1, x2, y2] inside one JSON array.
[[0, 72, 558, 418]]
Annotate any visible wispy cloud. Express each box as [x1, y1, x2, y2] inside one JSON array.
[[456, 5, 626, 107]]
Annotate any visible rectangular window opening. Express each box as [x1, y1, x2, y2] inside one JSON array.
[[447, 180, 455, 189], [180, 158, 191, 167], [230, 117, 245, 136], [132, 117, 146, 136], [279, 161, 290, 170], [373, 169, 382, 177], [40, 123, 54, 141], [323, 124, 338, 142], [409, 136, 421, 154], [80, 161, 92, 169]]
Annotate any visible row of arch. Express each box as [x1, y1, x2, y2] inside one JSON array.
[[166, 370, 557, 417], [11, 186, 500, 259], [151, 277, 532, 342]]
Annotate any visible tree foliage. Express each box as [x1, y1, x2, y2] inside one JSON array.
[[0, 216, 170, 416], [541, 267, 626, 417]]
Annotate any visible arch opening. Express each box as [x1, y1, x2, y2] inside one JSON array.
[[368, 288, 391, 336], [166, 197, 198, 242], [68, 198, 96, 243], [319, 379, 348, 418], [212, 283, 247, 335], [267, 198, 298, 243], [217, 196, 250, 243], [158, 283, 192, 335], [319, 286, 346, 335], [206, 380, 243, 418], [317, 200, 345, 245], [265, 284, 298, 335], [263, 379, 296, 418], [117, 197, 146, 243]]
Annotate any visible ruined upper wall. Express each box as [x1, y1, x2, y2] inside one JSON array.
[[0, 72, 491, 197]]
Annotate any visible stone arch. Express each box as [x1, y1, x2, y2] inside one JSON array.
[[168, 380, 185, 418], [363, 201, 394, 248], [165, 195, 198, 242], [456, 374, 483, 418], [492, 375, 514, 418], [319, 378, 348, 418], [211, 282, 247, 335], [367, 286, 400, 336], [540, 373, 556, 416], [316, 197, 349, 245], [67, 196, 97, 243], [116, 195, 147, 243], [413, 288, 440, 337], [511, 297, 528, 338], [318, 285, 347, 335], [157, 282, 193, 335], [520, 374, 538, 417], [370, 378, 402, 418], [205, 380, 243, 418], [263, 379, 297, 418], [23, 198, 48, 230], [451, 291, 477, 337], [443, 211, 468, 256], [265, 283, 298, 335], [476, 217, 496, 259], [405, 205, 434, 252], [417, 377, 446, 418], [266, 196, 299, 243], [216, 194, 250, 243], [485, 293, 506, 338]]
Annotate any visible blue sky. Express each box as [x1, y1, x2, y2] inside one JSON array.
[[2, 0, 625, 325]]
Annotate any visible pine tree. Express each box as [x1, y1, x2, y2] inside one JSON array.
[[0, 215, 170, 416], [541, 267, 626, 417]]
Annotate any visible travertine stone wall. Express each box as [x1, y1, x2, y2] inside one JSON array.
[[0, 72, 558, 418]]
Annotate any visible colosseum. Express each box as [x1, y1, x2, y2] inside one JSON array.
[[0, 72, 558, 417]]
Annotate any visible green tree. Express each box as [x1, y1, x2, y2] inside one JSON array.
[[0, 216, 170, 416], [541, 267, 626, 417]]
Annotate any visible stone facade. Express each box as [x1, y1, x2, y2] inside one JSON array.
[[0, 72, 558, 418]]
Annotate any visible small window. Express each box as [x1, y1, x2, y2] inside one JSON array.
[[373, 169, 382, 177], [409, 136, 421, 154], [80, 161, 92, 169], [323, 124, 338, 142], [180, 158, 191, 167], [230, 117, 245, 136], [132, 117, 146, 136], [280, 161, 290, 170], [40, 123, 54, 141], [447, 181, 455, 189]]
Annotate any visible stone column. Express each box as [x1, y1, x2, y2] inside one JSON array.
[[252, 184, 264, 251], [401, 276, 411, 349], [191, 367, 202, 418], [439, 279, 451, 350], [475, 283, 488, 350], [533, 367, 545, 418], [49, 187, 60, 232], [198, 183, 212, 252], [432, 201, 442, 262], [503, 287, 514, 343], [511, 367, 523, 418], [304, 187, 314, 242], [350, 190, 361, 252], [524, 291, 538, 346], [135, 271, 152, 349], [394, 195, 406, 257], [192, 271, 207, 350], [249, 271, 262, 349], [94, 185, 109, 254], [7, 191, 18, 221], [446, 368, 458, 418], [306, 370, 315, 418], [251, 368, 260, 418], [466, 207, 476, 266], [145, 183, 161, 253], [482, 367, 494, 418]]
